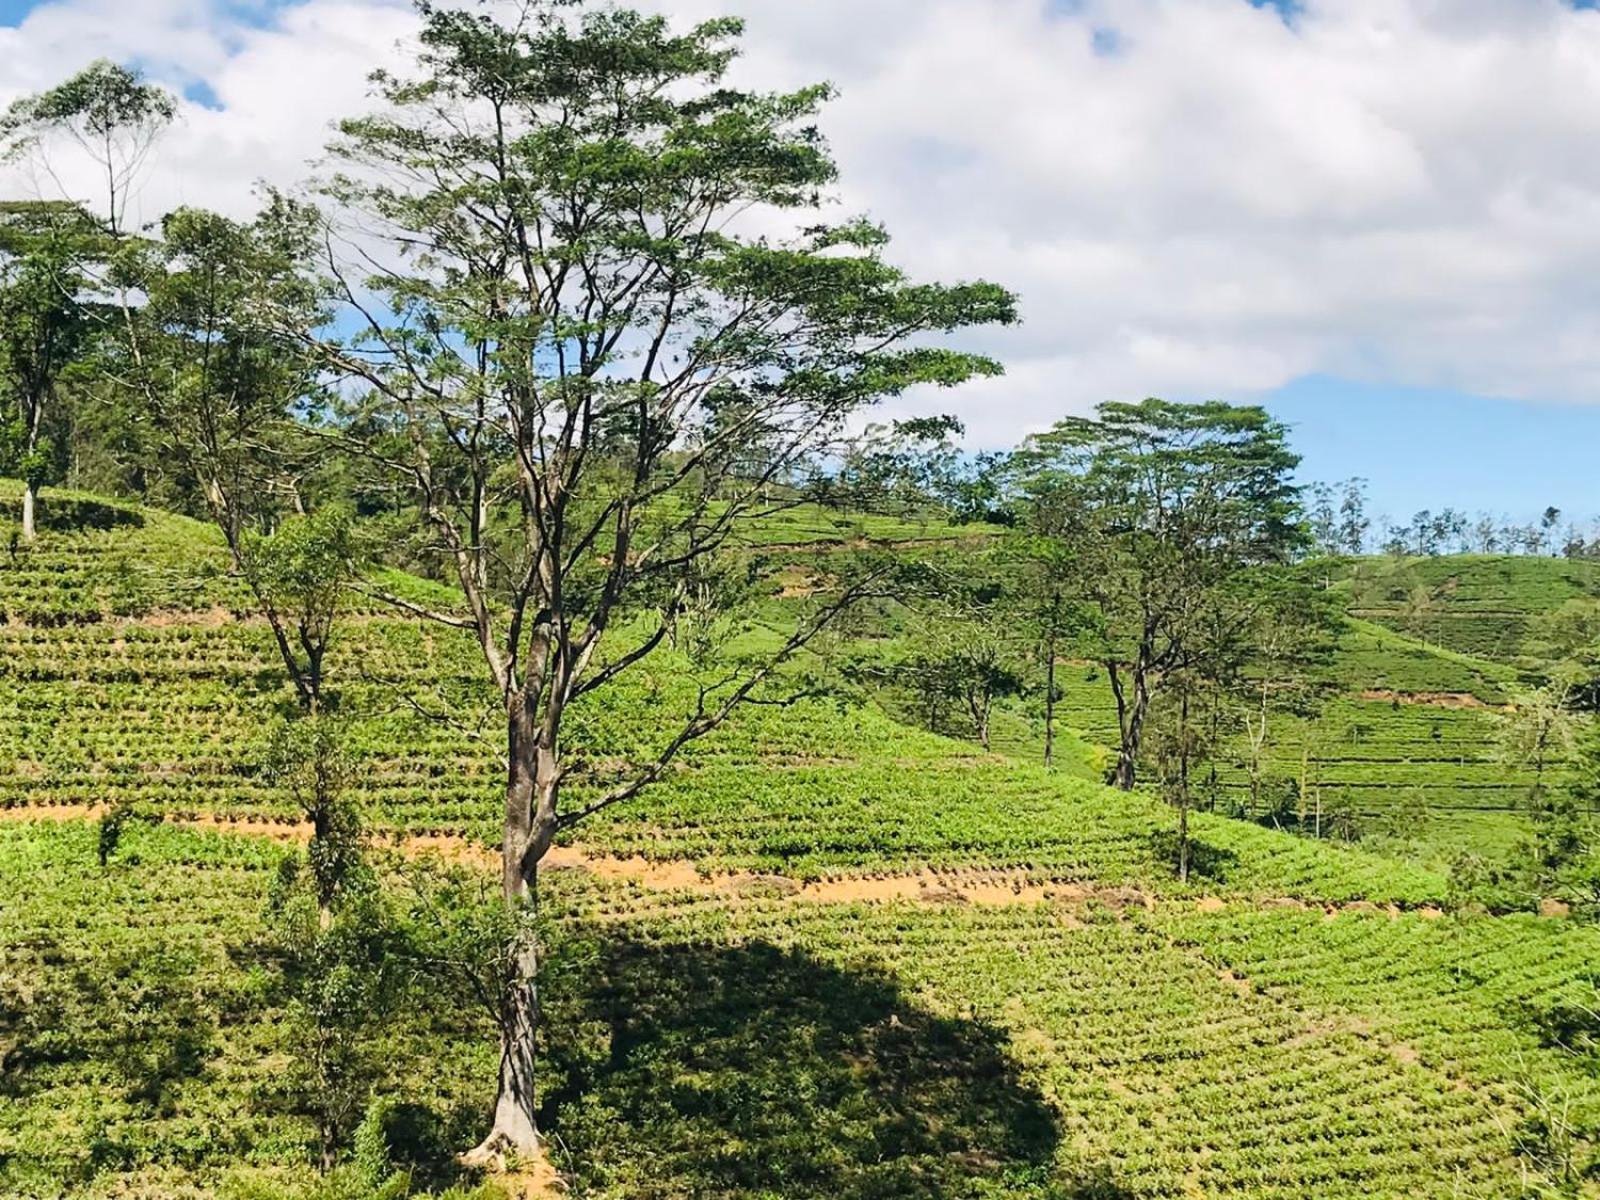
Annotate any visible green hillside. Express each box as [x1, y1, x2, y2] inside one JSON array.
[[1023, 557, 1600, 866], [1345, 554, 1600, 664], [3, 488, 1599, 1198]]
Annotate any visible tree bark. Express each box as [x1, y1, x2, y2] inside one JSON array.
[[1111, 669, 1148, 791], [467, 695, 546, 1162], [470, 922, 541, 1161], [20, 483, 36, 543]]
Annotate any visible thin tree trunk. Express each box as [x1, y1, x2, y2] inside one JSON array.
[[1177, 688, 1191, 883], [1177, 801, 1190, 883], [20, 482, 36, 542], [1043, 632, 1056, 769]]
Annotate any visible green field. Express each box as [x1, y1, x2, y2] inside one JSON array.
[[3, 488, 1599, 1198]]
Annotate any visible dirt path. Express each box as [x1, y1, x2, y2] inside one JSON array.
[[0, 803, 1451, 917]]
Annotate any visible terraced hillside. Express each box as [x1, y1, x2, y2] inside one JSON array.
[[3, 486, 1599, 1199], [1041, 565, 1593, 864], [1345, 554, 1600, 664]]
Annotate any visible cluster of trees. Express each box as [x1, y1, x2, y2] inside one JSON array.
[[842, 402, 1342, 883], [1305, 481, 1597, 560], [1486, 604, 1600, 918]]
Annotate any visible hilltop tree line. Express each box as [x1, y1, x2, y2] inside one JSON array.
[[1, 1, 1597, 1189], [1306, 479, 1598, 560]]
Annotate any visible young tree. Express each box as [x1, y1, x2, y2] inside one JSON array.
[[1145, 667, 1216, 882], [1338, 478, 1370, 555], [1234, 574, 1338, 818], [1542, 507, 1564, 557], [895, 603, 1024, 751], [110, 198, 342, 712], [1307, 482, 1338, 556], [265, 711, 363, 920], [1004, 533, 1084, 769], [1497, 684, 1579, 808], [315, 3, 1015, 1159], [266, 819, 401, 1172], [240, 506, 362, 716], [1012, 399, 1305, 791]]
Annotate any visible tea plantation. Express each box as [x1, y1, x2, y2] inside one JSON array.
[[3, 488, 1598, 1198]]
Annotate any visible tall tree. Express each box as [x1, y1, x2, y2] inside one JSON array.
[[3, 61, 175, 533], [317, 2, 1014, 1159], [1012, 399, 1305, 791]]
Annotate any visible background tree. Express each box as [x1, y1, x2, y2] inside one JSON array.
[[315, 3, 1015, 1159], [110, 198, 340, 711], [2, 62, 175, 533], [0, 201, 97, 539], [1004, 533, 1085, 769], [1145, 666, 1217, 882], [1497, 684, 1579, 810], [2, 60, 176, 240], [1229, 571, 1338, 819], [894, 601, 1024, 752], [1012, 399, 1305, 791]]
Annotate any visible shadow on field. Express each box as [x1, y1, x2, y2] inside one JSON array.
[[1145, 831, 1239, 883], [2, 494, 144, 535], [538, 937, 1071, 1199]]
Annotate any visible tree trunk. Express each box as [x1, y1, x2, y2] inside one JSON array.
[[1177, 801, 1190, 883], [1113, 677, 1148, 791], [1043, 634, 1056, 769], [1176, 689, 1191, 883], [21, 482, 36, 543], [472, 922, 541, 1160], [1106, 662, 1145, 791], [467, 697, 544, 1163]]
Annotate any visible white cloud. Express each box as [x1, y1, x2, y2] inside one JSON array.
[[7, 0, 1600, 444]]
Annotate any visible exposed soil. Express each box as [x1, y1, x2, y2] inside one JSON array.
[[1358, 689, 1506, 711], [0, 803, 1462, 918]]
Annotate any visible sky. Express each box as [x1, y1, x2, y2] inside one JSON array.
[[1, 0, 1598, 527]]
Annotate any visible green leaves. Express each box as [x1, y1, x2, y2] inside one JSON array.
[[2, 60, 174, 150]]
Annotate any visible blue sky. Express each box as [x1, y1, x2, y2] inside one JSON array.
[[1264, 378, 1598, 527], [2, 0, 1598, 527]]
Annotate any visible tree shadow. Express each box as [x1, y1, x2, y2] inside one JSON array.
[[1146, 831, 1239, 884], [1507, 989, 1600, 1061], [3, 494, 144, 534], [537, 937, 1068, 1199]]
